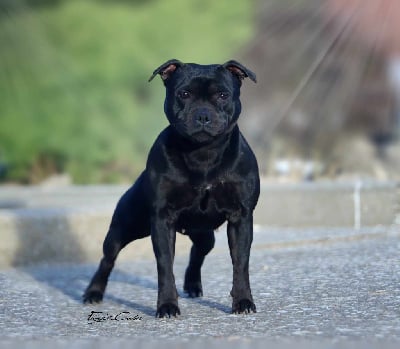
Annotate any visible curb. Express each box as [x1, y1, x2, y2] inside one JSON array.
[[257, 181, 399, 228], [0, 181, 398, 268]]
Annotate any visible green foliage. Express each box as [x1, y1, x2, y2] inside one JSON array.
[[0, 0, 254, 183]]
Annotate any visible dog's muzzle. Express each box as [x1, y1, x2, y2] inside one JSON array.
[[194, 107, 212, 127]]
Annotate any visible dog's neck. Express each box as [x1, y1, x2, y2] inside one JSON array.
[[168, 125, 240, 177]]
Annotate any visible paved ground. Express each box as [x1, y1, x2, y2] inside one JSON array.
[[1, 225, 399, 347]]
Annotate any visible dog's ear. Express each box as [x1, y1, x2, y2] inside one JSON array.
[[222, 60, 257, 83], [148, 59, 184, 82]]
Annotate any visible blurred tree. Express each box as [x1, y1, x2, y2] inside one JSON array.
[[0, 0, 254, 183]]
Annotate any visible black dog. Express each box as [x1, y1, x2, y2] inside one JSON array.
[[83, 59, 259, 317]]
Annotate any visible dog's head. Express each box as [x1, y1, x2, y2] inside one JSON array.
[[149, 59, 256, 144]]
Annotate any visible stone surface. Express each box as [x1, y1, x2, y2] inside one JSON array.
[[0, 226, 399, 346]]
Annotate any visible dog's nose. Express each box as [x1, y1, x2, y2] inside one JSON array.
[[195, 109, 212, 125], [196, 115, 211, 125]]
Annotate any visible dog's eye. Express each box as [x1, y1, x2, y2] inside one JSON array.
[[218, 92, 229, 100], [178, 90, 191, 99]]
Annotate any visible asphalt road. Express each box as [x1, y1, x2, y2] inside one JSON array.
[[1, 226, 399, 347]]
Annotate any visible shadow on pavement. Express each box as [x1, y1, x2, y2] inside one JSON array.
[[12, 210, 88, 302], [12, 209, 87, 267], [11, 210, 231, 315], [183, 296, 232, 314]]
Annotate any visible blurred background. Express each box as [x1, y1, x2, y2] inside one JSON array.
[[0, 0, 399, 185]]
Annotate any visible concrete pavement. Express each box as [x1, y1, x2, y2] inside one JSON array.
[[0, 182, 399, 347], [1, 225, 399, 346]]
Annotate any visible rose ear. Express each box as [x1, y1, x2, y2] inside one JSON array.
[[222, 60, 257, 83], [148, 59, 184, 82]]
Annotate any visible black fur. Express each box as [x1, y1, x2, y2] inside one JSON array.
[[83, 60, 259, 317]]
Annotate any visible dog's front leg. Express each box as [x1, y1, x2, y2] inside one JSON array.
[[227, 213, 256, 314], [151, 217, 180, 318]]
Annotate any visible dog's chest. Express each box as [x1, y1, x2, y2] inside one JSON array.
[[167, 180, 241, 230]]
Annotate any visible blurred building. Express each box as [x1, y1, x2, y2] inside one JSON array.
[[239, 0, 400, 181]]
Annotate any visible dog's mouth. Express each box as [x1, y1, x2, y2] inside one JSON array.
[[190, 129, 215, 143], [191, 121, 228, 140], [171, 117, 228, 144]]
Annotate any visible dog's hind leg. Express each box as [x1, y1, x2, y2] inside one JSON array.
[[184, 229, 215, 297], [83, 226, 131, 304], [83, 176, 150, 304]]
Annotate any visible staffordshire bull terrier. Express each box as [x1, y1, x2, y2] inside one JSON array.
[[83, 59, 259, 318]]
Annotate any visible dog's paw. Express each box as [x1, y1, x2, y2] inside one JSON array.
[[156, 303, 181, 318], [184, 282, 203, 298], [232, 299, 256, 314], [83, 290, 104, 304]]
